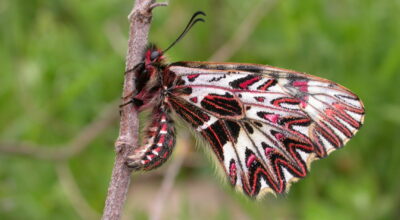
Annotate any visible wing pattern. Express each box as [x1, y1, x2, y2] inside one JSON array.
[[166, 61, 364, 198]]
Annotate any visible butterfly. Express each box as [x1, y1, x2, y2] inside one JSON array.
[[124, 11, 365, 198]]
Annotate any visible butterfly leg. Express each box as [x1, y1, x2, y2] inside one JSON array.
[[126, 105, 176, 170]]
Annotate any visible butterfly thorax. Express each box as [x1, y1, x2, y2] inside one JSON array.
[[132, 46, 171, 112]]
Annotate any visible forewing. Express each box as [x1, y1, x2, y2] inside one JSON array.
[[168, 61, 365, 198]]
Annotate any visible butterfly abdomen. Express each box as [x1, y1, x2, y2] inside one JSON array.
[[127, 106, 176, 170]]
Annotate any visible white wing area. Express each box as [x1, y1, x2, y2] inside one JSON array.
[[168, 62, 364, 198]]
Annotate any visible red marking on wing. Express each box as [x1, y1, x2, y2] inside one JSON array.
[[255, 97, 265, 102], [229, 161, 237, 185], [263, 114, 279, 123], [239, 76, 262, 89], [293, 81, 309, 92], [187, 74, 200, 81], [272, 98, 301, 107], [257, 79, 277, 91], [300, 100, 307, 108], [274, 133, 284, 141], [190, 97, 198, 103], [284, 117, 310, 129], [264, 147, 274, 156], [246, 154, 257, 168]]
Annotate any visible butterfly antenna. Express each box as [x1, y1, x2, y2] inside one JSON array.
[[163, 11, 206, 53]]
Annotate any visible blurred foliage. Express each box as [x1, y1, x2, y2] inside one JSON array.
[[1, 0, 400, 219]]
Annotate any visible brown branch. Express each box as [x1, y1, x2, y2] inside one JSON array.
[[0, 100, 119, 160], [102, 0, 164, 219]]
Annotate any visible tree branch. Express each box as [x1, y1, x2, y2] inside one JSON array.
[[102, 0, 163, 219]]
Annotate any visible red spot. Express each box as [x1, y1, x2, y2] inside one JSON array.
[[293, 81, 308, 92], [148, 154, 155, 159], [161, 123, 168, 132], [162, 151, 169, 158], [187, 74, 200, 81], [229, 162, 237, 184], [246, 154, 256, 168], [300, 96, 308, 108], [239, 76, 261, 89], [274, 133, 284, 141], [263, 114, 279, 123], [255, 97, 265, 102], [154, 147, 162, 153], [230, 162, 236, 172], [190, 97, 198, 103], [158, 135, 165, 144], [265, 148, 274, 156], [300, 101, 307, 108]]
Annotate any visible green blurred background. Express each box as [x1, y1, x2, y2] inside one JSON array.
[[1, 0, 400, 219]]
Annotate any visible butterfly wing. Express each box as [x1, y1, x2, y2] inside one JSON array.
[[167, 61, 365, 198]]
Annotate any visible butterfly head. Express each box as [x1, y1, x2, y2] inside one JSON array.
[[129, 11, 206, 111], [144, 45, 165, 66]]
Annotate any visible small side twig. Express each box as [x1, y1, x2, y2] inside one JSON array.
[[149, 2, 168, 11]]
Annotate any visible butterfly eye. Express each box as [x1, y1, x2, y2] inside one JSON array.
[[150, 51, 160, 61]]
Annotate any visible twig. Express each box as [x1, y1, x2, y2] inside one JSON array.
[[149, 2, 168, 11], [0, 100, 119, 160], [56, 163, 101, 220], [102, 0, 163, 219], [209, 0, 277, 61]]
